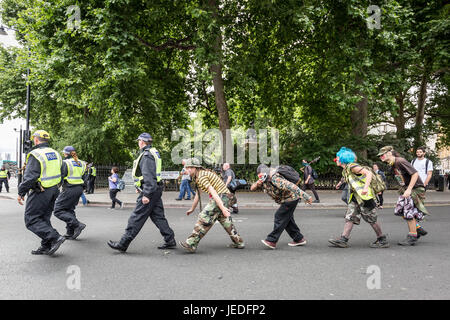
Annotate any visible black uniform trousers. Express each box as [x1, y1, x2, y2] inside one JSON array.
[[87, 176, 96, 194], [121, 184, 175, 244], [266, 199, 304, 243], [24, 185, 61, 247], [53, 184, 83, 232], [0, 178, 9, 192]]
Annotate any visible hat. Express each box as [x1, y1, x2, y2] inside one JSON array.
[[377, 146, 394, 156], [32, 130, 50, 140], [62, 146, 76, 154], [136, 133, 153, 142], [184, 158, 203, 168]]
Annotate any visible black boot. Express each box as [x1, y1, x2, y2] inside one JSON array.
[[69, 223, 86, 240], [158, 240, 177, 249], [108, 240, 129, 252], [370, 235, 390, 248], [47, 236, 66, 255], [31, 245, 50, 255]]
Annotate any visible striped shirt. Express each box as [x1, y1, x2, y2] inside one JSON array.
[[196, 170, 230, 195]]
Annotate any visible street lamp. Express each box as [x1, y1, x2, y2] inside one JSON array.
[[1, 24, 32, 173], [13, 126, 23, 185]]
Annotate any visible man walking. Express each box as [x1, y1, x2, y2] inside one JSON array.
[[108, 133, 176, 252], [379, 146, 429, 246], [411, 147, 433, 190], [301, 159, 320, 203], [17, 130, 66, 255], [251, 164, 312, 250], [0, 164, 10, 193], [175, 159, 195, 200]]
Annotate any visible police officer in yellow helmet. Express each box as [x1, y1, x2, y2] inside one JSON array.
[[108, 133, 176, 252], [18, 130, 66, 255], [53, 146, 87, 240]]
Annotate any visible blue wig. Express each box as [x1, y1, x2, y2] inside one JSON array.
[[336, 147, 356, 164]]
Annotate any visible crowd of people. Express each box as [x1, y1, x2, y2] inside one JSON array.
[[14, 129, 434, 256]]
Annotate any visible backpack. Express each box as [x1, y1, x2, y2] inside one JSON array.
[[347, 164, 386, 194], [311, 168, 319, 180], [228, 179, 248, 192], [116, 179, 125, 191], [275, 165, 302, 185]]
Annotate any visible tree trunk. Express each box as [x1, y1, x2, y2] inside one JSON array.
[[414, 72, 428, 148], [350, 75, 368, 158], [208, 0, 231, 163], [394, 92, 407, 139]]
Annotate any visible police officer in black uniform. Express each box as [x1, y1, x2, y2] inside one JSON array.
[[53, 146, 87, 240], [17, 130, 66, 255], [108, 133, 176, 252]]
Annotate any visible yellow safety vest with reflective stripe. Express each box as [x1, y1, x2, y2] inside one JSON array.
[[0, 170, 7, 179], [26, 147, 62, 188], [132, 147, 162, 188], [64, 159, 86, 185], [343, 163, 375, 204], [91, 167, 96, 177]]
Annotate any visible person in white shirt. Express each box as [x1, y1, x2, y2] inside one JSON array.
[[411, 147, 433, 190]]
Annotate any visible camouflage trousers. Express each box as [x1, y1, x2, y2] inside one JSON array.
[[345, 201, 378, 225], [186, 194, 244, 250]]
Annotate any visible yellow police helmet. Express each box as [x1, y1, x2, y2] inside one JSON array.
[[31, 130, 51, 140]]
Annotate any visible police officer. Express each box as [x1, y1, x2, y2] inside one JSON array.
[[86, 163, 96, 194], [0, 164, 10, 193], [53, 146, 87, 240], [17, 130, 66, 255], [108, 133, 176, 252]]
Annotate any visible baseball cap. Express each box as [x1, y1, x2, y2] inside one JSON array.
[[377, 146, 394, 156], [136, 133, 153, 142]]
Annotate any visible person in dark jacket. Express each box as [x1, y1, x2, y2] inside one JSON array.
[[301, 159, 320, 203], [17, 130, 66, 255], [53, 146, 87, 240], [108, 133, 176, 252]]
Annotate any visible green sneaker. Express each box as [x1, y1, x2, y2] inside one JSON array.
[[228, 242, 245, 249], [370, 235, 390, 248], [328, 236, 349, 248]]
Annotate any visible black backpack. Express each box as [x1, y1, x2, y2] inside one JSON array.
[[275, 165, 302, 185], [311, 168, 319, 179]]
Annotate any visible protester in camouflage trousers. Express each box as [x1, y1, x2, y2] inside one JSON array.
[[328, 147, 389, 249], [179, 159, 244, 253]]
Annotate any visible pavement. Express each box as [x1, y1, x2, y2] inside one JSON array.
[[0, 196, 449, 300], [1, 177, 449, 209]]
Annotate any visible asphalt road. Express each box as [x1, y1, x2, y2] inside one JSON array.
[[1, 197, 449, 300]]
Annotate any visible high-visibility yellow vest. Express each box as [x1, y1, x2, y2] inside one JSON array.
[[26, 147, 62, 188], [132, 147, 162, 188], [0, 170, 7, 179], [64, 159, 86, 185], [343, 163, 375, 204], [91, 167, 96, 177]]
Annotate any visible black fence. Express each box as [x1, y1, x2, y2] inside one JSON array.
[[92, 165, 444, 192]]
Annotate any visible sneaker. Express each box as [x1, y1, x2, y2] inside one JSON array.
[[175, 198, 182, 201], [261, 239, 276, 249], [417, 227, 428, 239], [228, 242, 245, 249], [370, 235, 390, 248], [328, 236, 349, 248], [313, 200, 320, 203], [179, 241, 196, 253], [398, 234, 418, 246], [288, 238, 307, 246]]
